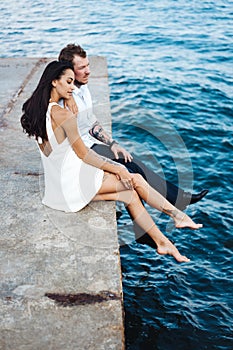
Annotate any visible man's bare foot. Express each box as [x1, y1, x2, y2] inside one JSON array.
[[156, 238, 190, 263], [162, 207, 203, 229]]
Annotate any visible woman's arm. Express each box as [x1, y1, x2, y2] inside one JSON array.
[[56, 108, 133, 186], [64, 96, 132, 162]]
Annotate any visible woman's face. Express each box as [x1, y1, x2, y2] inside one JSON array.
[[53, 68, 75, 99]]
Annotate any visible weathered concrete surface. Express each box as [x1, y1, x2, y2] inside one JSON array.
[[0, 57, 125, 350]]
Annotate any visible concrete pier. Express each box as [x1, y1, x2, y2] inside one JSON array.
[[0, 57, 125, 349]]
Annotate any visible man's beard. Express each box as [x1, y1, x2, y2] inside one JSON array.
[[75, 79, 87, 88]]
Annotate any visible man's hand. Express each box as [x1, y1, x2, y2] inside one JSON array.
[[89, 121, 133, 162], [111, 143, 133, 163], [64, 96, 78, 115]]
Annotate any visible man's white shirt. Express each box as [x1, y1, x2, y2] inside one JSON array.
[[60, 85, 101, 148]]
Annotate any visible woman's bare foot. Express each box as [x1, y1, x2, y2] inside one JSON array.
[[156, 237, 190, 263], [162, 207, 203, 230]]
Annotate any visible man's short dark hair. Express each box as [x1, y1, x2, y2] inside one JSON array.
[[58, 44, 87, 63]]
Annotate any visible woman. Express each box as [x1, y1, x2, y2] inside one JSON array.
[[21, 60, 202, 263]]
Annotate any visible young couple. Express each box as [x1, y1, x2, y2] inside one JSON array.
[[21, 44, 208, 263]]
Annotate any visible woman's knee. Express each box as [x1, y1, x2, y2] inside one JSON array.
[[125, 188, 140, 205], [132, 173, 145, 187]]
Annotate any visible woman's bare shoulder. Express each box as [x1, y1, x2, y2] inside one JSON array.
[[51, 104, 75, 124]]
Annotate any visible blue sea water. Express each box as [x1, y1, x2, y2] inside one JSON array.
[[1, 0, 233, 349]]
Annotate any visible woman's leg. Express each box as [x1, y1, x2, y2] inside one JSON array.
[[129, 174, 202, 229], [93, 173, 192, 262], [91, 144, 187, 208]]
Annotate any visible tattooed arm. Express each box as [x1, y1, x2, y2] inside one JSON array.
[[89, 121, 133, 162], [89, 121, 113, 145]]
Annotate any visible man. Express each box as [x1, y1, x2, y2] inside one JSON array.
[[58, 43, 208, 212]]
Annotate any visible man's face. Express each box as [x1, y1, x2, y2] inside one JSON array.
[[72, 55, 90, 85]]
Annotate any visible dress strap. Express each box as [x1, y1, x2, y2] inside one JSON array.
[[49, 102, 60, 108], [46, 102, 60, 149]]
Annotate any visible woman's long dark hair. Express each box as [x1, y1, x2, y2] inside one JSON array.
[[21, 60, 74, 141]]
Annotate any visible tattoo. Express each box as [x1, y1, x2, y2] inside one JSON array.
[[88, 149, 122, 168], [89, 121, 111, 145], [99, 154, 122, 166], [161, 207, 179, 218]]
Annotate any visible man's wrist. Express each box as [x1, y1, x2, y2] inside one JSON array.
[[109, 140, 118, 149]]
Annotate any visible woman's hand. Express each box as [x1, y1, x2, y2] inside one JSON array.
[[64, 96, 78, 115], [117, 167, 134, 190]]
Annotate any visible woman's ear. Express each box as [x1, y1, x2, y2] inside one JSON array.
[[52, 79, 57, 88]]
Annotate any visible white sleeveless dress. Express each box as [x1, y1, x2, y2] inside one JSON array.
[[39, 102, 104, 212]]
